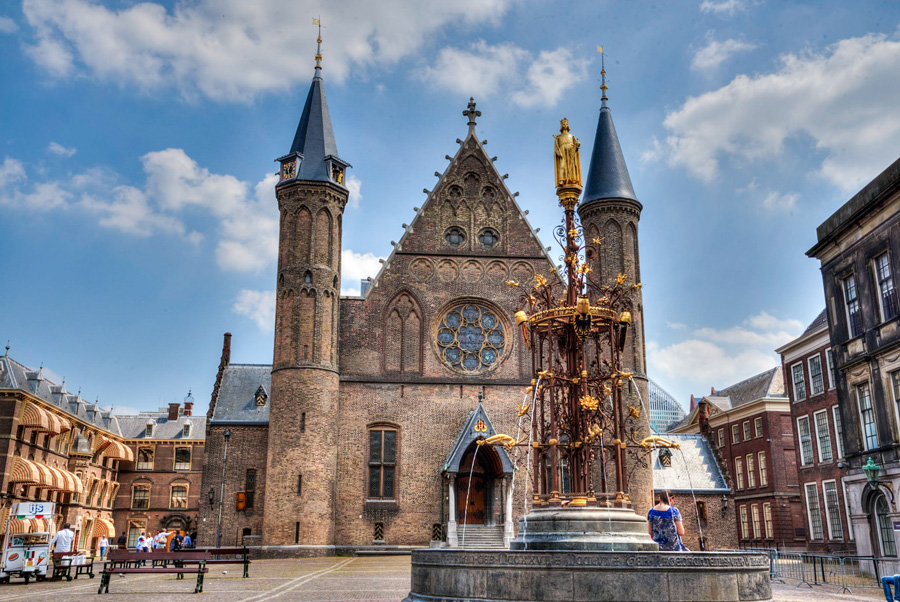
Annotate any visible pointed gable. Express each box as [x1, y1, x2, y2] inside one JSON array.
[[442, 402, 514, 476], [367, 99, 553, 289]]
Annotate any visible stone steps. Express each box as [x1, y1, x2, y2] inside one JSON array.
[[456, 525, 507, 549]]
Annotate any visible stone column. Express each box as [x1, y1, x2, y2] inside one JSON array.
[[447, 477, 458, 548], [504, 476, 515, 547]]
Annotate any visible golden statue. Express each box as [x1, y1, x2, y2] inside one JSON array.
[[554, 118, 582, 188]]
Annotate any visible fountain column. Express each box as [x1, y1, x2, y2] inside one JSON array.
[[447, 478, 458, 547], [503, 476, 515, 547]]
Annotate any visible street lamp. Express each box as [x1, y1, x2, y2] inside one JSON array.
[[217, 428, 233, 547], [863, 456, 895, 505], [207, 487, 215, 506]]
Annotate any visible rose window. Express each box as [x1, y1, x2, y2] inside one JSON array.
[[436, 303, 506, 373]]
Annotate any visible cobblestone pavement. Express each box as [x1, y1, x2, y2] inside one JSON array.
[[0, 556, 887, 601]]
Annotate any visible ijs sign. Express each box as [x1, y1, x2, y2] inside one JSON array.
[[13, 502, 54, 520]]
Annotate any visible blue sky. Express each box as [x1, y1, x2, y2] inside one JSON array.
[[2, 0, 899, 415]]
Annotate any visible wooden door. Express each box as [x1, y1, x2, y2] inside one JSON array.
[[457, 475, 486, 524]]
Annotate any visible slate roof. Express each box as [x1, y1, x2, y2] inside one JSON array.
[[0, 354, 121, 435], [652, 434, 730, 494], [582, 103, 638, 204], [801, 309, 828, 337], [117, 411, 206, 441], [287, 69, 344, 183], [209, 363, 272, 424], [710, 366, 786, 410]]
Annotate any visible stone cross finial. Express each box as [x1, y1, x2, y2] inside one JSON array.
[[463, 97, 481, 134]]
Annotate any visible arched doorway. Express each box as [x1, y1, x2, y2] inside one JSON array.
[[870, 493, 897, 557], [457, 444, 503, 525]]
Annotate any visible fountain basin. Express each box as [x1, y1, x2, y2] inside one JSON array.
[[404, 549, 772, 602]]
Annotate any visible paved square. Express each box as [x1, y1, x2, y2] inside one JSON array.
[[0, 556, 884, 601]]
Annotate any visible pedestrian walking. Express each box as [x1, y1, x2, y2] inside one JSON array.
[[51, 523, 76, 554], [116, 532, 126, 550], [98, 535, 108, 561]]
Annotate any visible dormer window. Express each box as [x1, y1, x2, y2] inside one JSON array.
[[183, 423, 191, 438], [145, 422, 154, 437], [255, 385, 268, 407], [331, 164, 344, 184]]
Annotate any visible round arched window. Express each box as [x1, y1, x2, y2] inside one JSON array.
[[435, 302, 506, 374], [445, 228, 466, 247], [478, 229, 499, 248]]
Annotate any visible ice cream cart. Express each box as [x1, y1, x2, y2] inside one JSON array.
[[0, 502, 55, 584]]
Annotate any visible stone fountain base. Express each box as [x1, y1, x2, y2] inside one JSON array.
[[403, 548, 772, 602], [404, 507, 771, 602]]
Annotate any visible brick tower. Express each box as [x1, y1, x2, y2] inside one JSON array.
[[576, 63, 653, 512], [264, 29, 350, 546]]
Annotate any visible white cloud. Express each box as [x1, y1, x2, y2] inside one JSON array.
[[649, 31, 900, 191], [0, 159, 71, 210], [21, 0, 516, 101], [109, 405, 143, 417], [1, 149, 276, 269], [48, 142, 77, 157], [0, 157, 26, 189], [233, 289, 276, 332], [699, 0, 746, 16], [0, 16, 18, 33], [761, 190, 799, 211], [691, 34, 756, 72], [648, 310, 803, 397], [341, 249, 384, 295], [420, 41, 588, 108], [666, 321, 688, 330], [345, 174, 363, 210]]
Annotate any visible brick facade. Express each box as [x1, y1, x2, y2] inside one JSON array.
[[198, 67, 653, 549], [777, 313, 856, 554]]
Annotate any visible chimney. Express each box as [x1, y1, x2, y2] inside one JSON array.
[[168, 403, 180, 421], [184, 401, 193, 416], [689, 394, 697, 412], [222, 332, 232, 365], [710, 386, 716, 395]]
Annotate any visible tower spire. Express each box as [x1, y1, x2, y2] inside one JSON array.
[[313, 17, 324, 76], [582, 48, 637, 205], [598, 46, 608, 108]]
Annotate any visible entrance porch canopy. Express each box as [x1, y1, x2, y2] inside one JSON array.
[[441, 402, 514, 477]]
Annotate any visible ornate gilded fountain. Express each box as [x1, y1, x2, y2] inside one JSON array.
[[403, 118, 772, 602]]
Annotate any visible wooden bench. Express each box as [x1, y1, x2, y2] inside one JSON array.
[[52, 552, 96, 581], [98, 550, 210, 594], [193, 546, 251, 578]]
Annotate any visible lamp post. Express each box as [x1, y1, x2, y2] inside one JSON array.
[[216, 428, 232, 547], [863, 456, 895, 505]]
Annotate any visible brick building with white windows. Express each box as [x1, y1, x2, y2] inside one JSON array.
[[113, 398, 206, 548], [777, 310, 856, 554], [807, 155, 900, 559], [671, 367, 807, 550]]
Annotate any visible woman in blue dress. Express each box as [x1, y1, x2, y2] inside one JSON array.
[[647, 490, 689, 551]]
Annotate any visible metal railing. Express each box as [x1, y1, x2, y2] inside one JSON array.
[[715, 547, 900, 594]]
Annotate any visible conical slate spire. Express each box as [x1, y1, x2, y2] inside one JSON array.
[[288, 72, 342, 183], [582, 71, 637, 204]]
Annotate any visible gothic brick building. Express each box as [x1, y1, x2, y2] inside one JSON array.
[[199, 39, 652, 552]]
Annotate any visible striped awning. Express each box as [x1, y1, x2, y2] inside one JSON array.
[[8, 456, 43, 485], [7, 457, 84, 494], [7, 519, 29, 534], [92, 517, 115, 537], [19, 402, 70, 435], [93, 434, 110, 454], [20, 402, 50, 431], [101, 439, 134, 462]]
